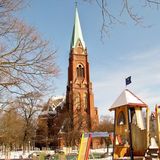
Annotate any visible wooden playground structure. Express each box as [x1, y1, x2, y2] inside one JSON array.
[[78, 89, 160, 160], [109, 89, 160, 159]]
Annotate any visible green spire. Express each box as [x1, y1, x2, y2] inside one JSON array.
[[70, 7, 85, 49]]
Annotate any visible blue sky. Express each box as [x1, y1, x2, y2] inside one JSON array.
[[17, 1, 160, 116]]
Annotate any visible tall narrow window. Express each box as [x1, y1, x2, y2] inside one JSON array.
[[77, 64, 84, 78], [76, 67, 80, 77], [75, 93, 81, 110]]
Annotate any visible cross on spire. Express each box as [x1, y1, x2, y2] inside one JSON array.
[[75, 0, 78, 7]]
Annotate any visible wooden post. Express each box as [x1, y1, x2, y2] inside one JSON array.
[[128, 108, 134, 160], [113, 110, 116, 160], [155, 105, 160, 148], [146, 107, 150, 148]]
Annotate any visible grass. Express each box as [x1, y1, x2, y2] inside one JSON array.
[[89, 152, 102, 159], [51, 153, 77, 160]]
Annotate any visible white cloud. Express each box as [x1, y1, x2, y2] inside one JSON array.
[[92, 47, 160, 116], [120, 47, 160, 61]]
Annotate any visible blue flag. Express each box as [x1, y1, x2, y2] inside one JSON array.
[[126, 76, 131, 86]]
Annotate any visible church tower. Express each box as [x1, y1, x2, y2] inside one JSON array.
[[66, 7, 99, 132]]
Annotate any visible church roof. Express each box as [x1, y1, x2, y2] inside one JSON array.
[[109, 89, 147, 111], [40, 96, 65, 116], [70, 7, 85, 49], [50, 96, 65, 108]]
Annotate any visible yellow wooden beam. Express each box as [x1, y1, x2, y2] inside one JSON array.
[[155, 105, 160, 148]]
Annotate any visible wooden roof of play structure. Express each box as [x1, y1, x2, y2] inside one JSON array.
[[109, 89, 147, 111]]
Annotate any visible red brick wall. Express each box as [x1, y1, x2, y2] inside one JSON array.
[[66, 42, 99, 132]]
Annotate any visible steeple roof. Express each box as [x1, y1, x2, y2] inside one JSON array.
[[70, 7, 85, 49], [109, 89, 147, 111]]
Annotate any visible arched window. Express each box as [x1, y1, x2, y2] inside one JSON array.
[[117, 111, 126, 125], [83, 93, 88, 110], [76, 64, 84, 78], [76, 67, 80, 77]]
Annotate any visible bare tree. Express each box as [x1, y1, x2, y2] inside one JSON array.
[[62, 111, 85, 147], [83, 0, 160, 38], [96, 115, 114, 151], [36, 113, 49, 149], [98, 115, 114, 132], [15, 92, 43, 151], [0, 0, 58, 109], [35, 99, 89, 148], [36, 101, 63, 149], [0, 108, 24, 152]]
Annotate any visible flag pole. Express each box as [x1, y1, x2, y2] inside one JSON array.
[[125, 77, 127, 89]]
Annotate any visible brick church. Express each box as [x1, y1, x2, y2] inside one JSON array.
[[36, 7, 99, 149]]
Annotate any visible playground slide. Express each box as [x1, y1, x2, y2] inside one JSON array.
[[78, 132, 109, 160], [77, 133, 91, 160]]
